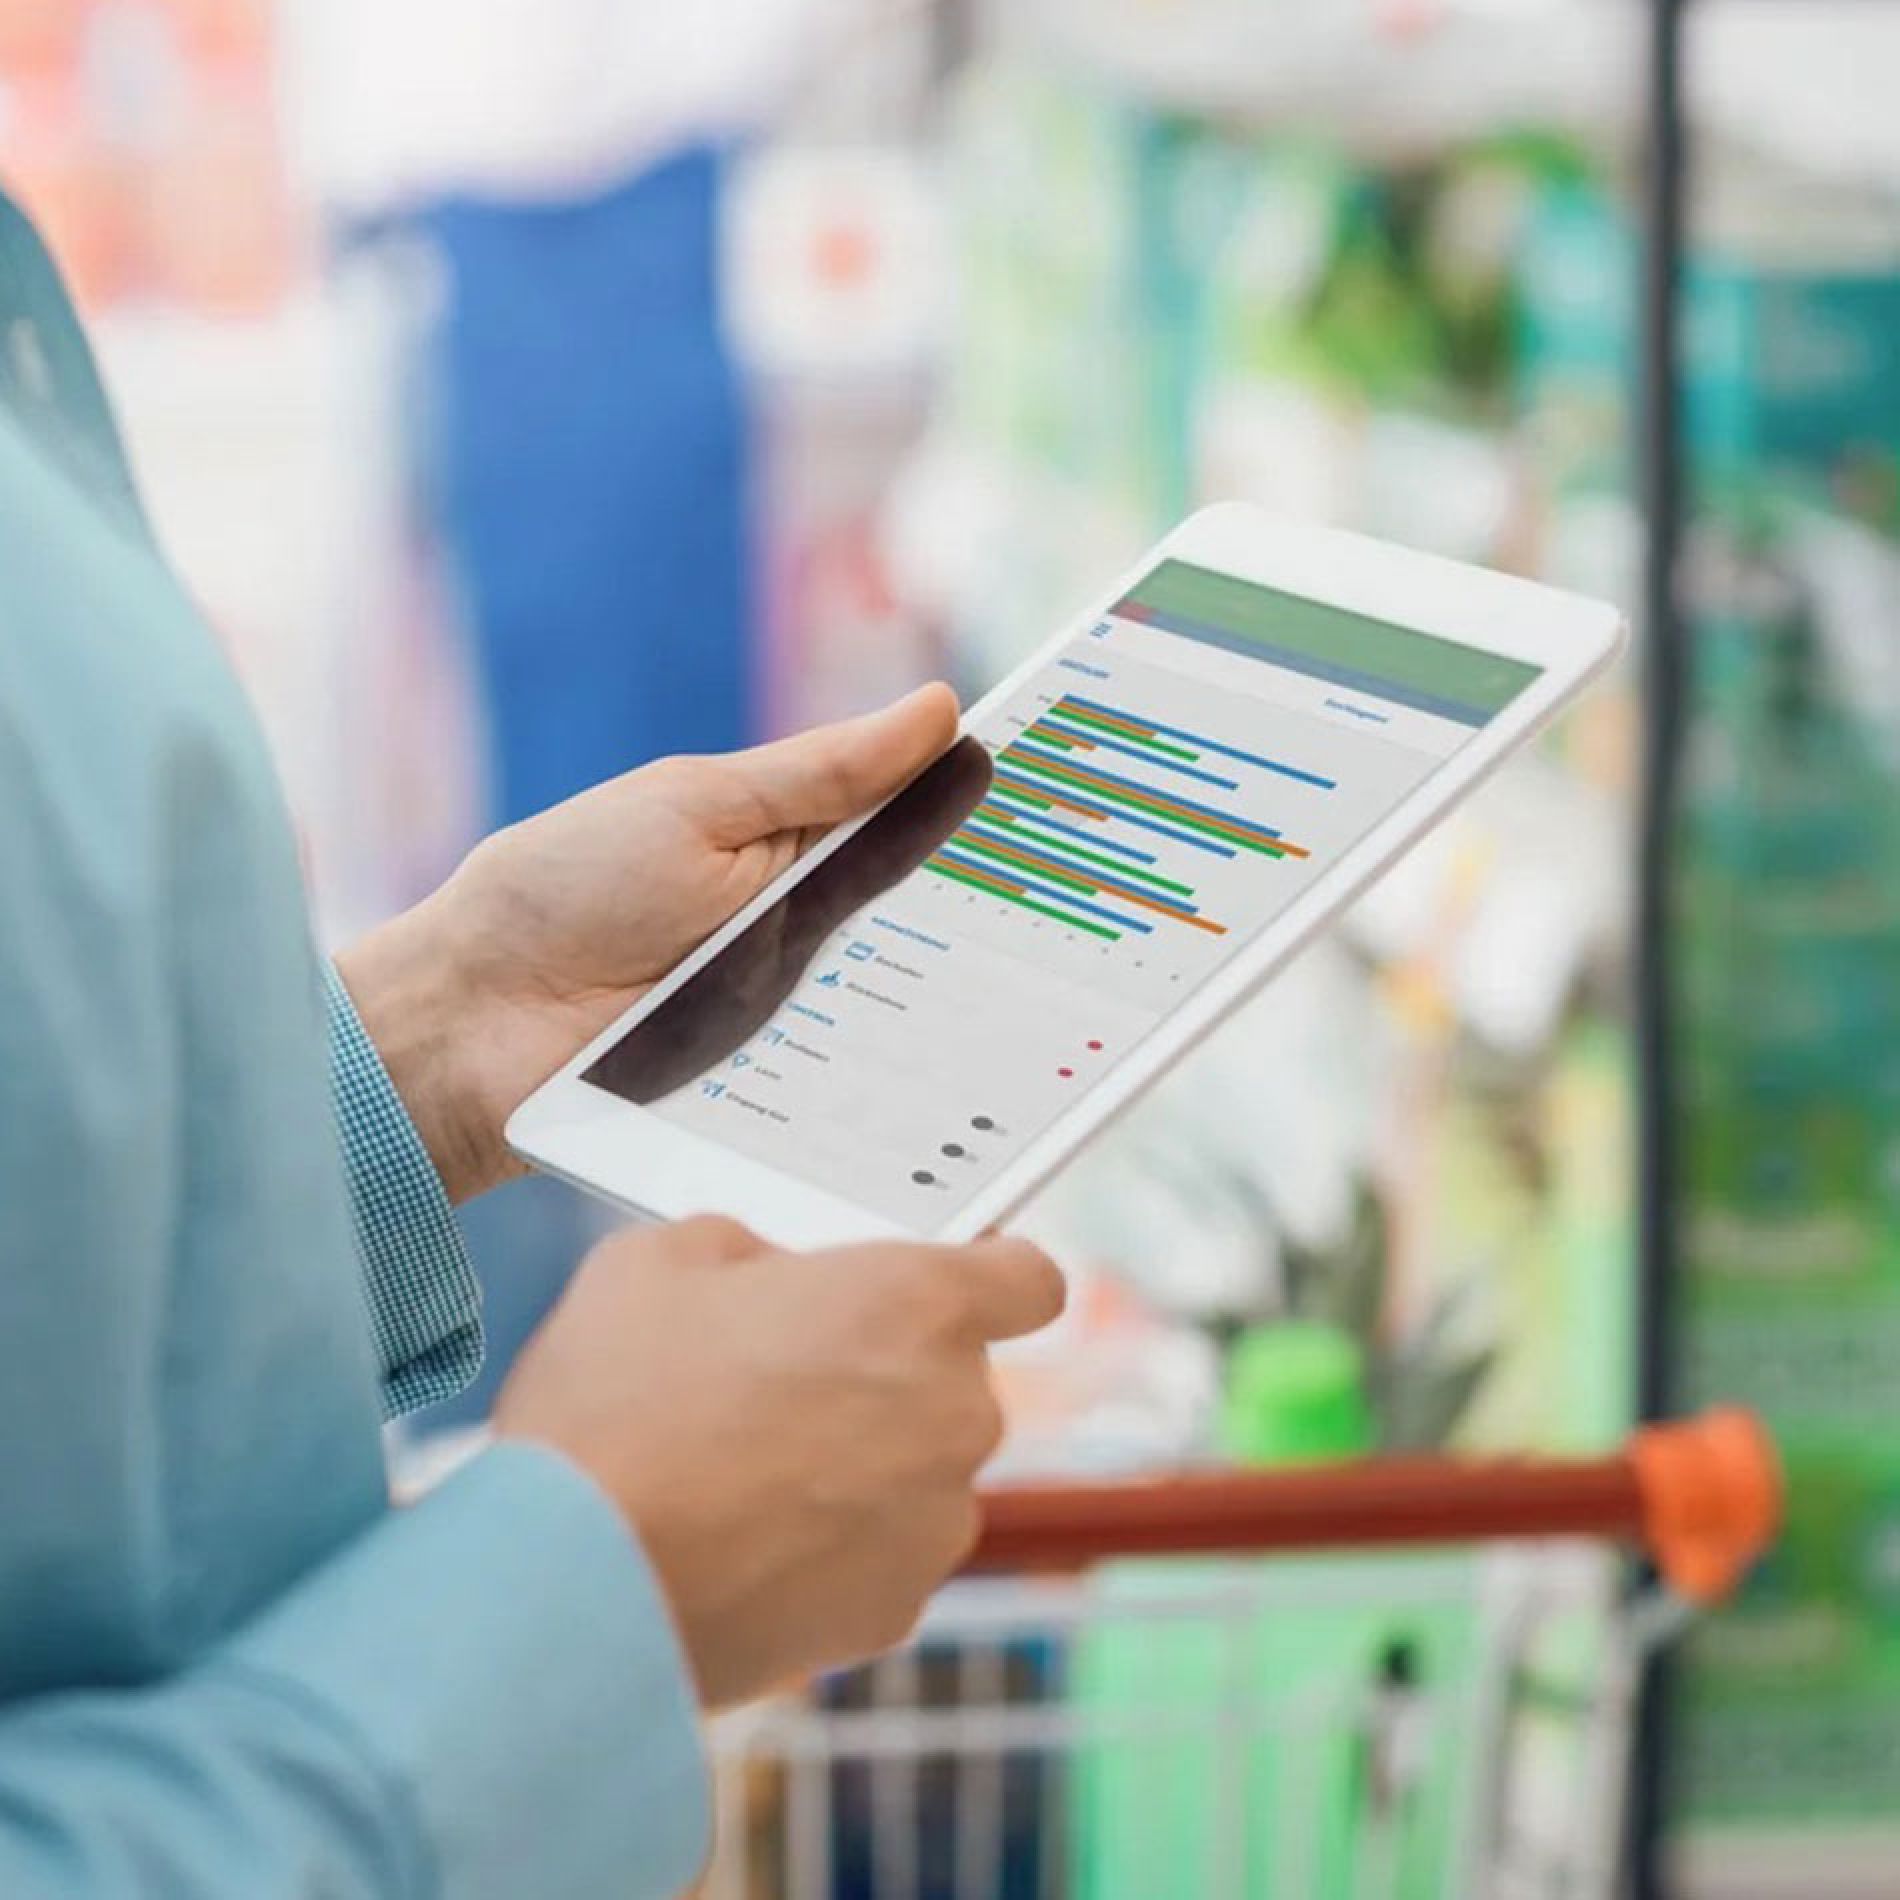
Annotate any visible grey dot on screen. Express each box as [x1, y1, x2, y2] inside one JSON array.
[[971, 1116, 996, 1131], [911, 1170, 936, 1186], [941, 1143, 966, 1159]]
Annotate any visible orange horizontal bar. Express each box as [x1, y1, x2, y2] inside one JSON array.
[[992, 780, 1112, 823], [1019, 753, 1307, 857], [1028, 723, 1096, 751], [1058, 701, 1158, 741], [929, 855, 1022, 899]]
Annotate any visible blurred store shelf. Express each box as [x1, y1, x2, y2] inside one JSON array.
[[997, 0, 1900, 194], [995, 0, 1637, 151], [1694, 5, 1900, 194], [1675, 1827, 1900, 1900], [90, 273, 477, 936]]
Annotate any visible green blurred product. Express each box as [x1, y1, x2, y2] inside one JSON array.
[[948, 64, 1161, 516], [948, 65, 1598, 534], [1424, 1030, 1635, 1457], [1416, 134, 1593, 407], [1072, 1326, 1479, 1900], [1221, 1323, 1375, 1465], [1671, 496, 1900, 1828]]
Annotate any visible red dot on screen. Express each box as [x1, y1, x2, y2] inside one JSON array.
[[1058, 1067, 1075, 1079], [1087, 1039, 1104, 1051]]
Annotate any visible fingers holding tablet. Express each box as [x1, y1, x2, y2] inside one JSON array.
[[941, 1235, 1069, 1342], [495, 1217, 1065, 1706]]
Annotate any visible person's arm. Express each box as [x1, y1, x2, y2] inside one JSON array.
[[0, 1444, 708, 1900], [327, 688, 958, 1417], [0, 332, 707, 1895], [0, 1213, 1069, 1900]]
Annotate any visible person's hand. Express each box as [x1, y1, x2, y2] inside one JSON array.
[[336, 685, 959, 1201], [493, 1216, 1066, 1707]]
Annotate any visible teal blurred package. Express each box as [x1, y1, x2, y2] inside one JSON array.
[[1672, 492, 1900, 1831], [1517, 169, 1900, 1835], [1516, 174, 1900, 511]]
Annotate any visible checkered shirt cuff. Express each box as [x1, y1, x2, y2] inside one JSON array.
[[325, 963, 483, 1417]]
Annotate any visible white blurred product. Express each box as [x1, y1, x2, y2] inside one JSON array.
[[283, 0, 854, 210]]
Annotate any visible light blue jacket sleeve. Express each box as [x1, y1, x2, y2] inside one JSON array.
[[0, 179, 713, 1899], [0, 1445, 710, 1900]]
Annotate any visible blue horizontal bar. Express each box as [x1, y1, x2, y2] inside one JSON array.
[[1061, 694, 1338, 785], [961, 824, 1200, 914], [989, 771, 1239, 858], [978, 799, 1158, 864], [1035, 717, 1241, 790], [1008, 745, 1284, 842], [935, 848, 1154, 934]]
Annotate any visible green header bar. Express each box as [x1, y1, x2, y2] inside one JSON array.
[[1114, 560, 1541, 726]]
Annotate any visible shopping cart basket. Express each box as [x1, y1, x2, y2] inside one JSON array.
[[697, 1407, 1779, 1900]]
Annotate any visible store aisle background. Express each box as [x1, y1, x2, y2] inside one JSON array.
[[5, 0, 1900, 1891]]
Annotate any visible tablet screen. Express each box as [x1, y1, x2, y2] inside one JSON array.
[[584, 561, 1541, 1222]]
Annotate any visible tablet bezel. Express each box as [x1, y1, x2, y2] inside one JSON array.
[[506, 502, 1627, 1248]]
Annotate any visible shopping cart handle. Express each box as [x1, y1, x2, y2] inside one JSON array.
[[970, 1407, 1781, 1605]]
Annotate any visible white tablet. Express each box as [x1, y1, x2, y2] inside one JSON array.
[[508, 503, 1625, 1247]]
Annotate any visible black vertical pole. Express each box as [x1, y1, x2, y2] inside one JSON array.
[[1632, 0, 1688, 1894]]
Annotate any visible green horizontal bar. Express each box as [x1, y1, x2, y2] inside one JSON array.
[[1024, 725, 1082, 750], [924, 860, 1121, 940], [984, 817, 1197, 896], [1047, 705, 1200, 761], [1001, 751, 1285, 856]]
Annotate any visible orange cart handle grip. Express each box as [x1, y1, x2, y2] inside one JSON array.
[[969, 1407, 1781, 1606]]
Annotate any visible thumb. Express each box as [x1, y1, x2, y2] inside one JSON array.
[[719, 683, 960, 839], [948, 1237, 1069, 1343]]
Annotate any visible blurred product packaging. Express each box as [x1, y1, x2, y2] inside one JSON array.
[[1518, 162, 1900, 1837]]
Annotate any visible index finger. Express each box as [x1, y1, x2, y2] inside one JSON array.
[[943, 1236, 1068, 1342]]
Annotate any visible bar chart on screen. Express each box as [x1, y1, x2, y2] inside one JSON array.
[[913, 659, 1368, 1004]]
